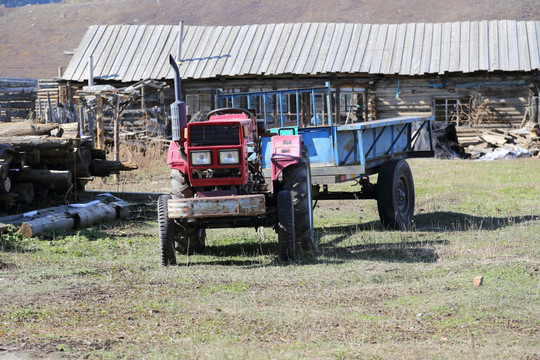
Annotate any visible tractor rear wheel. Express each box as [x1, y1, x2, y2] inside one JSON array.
[[282, 147, 316, 254], [376, 160, 415, 230], [158, 194, 179, 266], [277, 190, 296, 262]]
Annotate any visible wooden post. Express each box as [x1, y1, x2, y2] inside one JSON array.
[[96, 95, 104, 149], [141, 84, 145, 110], [89, 55, 94, 87], [114, 95, 121, 183]]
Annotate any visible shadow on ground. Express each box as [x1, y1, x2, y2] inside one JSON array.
[[413, 212, 539, 232]]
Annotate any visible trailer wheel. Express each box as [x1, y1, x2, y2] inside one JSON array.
[[376, 160, 415, 230], [158, 194, 178, 266], [282, 147, 316, 254], [277, 190, 296, 262]]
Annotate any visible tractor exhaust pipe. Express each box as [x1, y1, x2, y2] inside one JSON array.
[[169, 54, 187, 142]]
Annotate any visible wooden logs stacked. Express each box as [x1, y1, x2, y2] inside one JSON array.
[[0, 79, 37, 122], [458, 122, 540, 159], [0, 121, 138, 209]]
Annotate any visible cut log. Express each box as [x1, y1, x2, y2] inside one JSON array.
[[90, 159, 138, 176], [17, 169, 72, 189], [0, 121, 59, 137], [0, 136, 74, 152], [67, 202, 116, 228], [20, 150, 41, 167], [19, 215, 75, 238], [12, 183, 34, 204]]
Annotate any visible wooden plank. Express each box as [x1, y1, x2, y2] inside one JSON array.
[[230, 24, 258, 76], [526, 21, 540, 70], [183, 25, 215, 78], [410, 23, 425, 75], [247, 24, 274, 75], [460, 21, 470, 73], [293, 23, 318, 74], [342, 24, 361, 73], [64, 25, 101, 81], [369, 24, 388, 74], [303, 23, 328, 74], [87, 25, 115, 81], [123, 26, 157, 82], [194, 26, 226, 79], [469, 21, 480, 72], [152, 25, 178, 79], [101, 24, 131, 78], [134, 25, 165, 81], [449, 21, 461, 72], [429, 23, 442, 74], [266, 23, 295, 75], [287, 23, 313, 74], [402, 23, 417, 75], [274, 23, 302, 75], [380, 24, 397, 74], [507, 20, 520, 71], [212, 25, 241, 76], [440, 22, 452, 74], [141, 25, 172, 80], [354, 24, 372, 73], [517, 21, 531, 71], [489, 20, 500, 70], [93, 25, 121, 79], [331, 23, 355, 73], [200, 26, 233, 79]]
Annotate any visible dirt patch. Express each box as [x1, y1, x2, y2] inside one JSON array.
[[0, 261, 17, 271]]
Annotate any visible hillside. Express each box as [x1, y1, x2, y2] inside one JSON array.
[[0, 0, 539, 79]]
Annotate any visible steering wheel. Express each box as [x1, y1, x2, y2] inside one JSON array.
[[207, 108, 253, 119]]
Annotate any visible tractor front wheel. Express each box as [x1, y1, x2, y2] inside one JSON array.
[[158, 194, 179, 266]]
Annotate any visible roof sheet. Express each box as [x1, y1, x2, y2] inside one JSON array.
[[62, 20, 540, 82]]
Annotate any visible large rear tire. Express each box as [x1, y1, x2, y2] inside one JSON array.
[[158, 194, 179, 266], [277, 190, 296, 262], [376, 160, 415, 230], [282, 147, 316, 254]]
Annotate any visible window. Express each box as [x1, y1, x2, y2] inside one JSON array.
[[185, 93, 212, 116], [433, 98, 466, 123]]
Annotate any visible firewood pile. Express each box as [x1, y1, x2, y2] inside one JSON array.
[[458, 122, 540, 159], [0, 121, 138, 209]]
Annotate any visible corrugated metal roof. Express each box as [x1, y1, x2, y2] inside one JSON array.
[[62, 20, 540, 82]]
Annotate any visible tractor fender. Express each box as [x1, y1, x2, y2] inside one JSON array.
[[270, 135, 303, 181], [167, 140, 188, 173]]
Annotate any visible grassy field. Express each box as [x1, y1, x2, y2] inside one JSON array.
[[1, 158, 539, 359]]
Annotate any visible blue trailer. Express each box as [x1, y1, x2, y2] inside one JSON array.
[[160, 59, 434, 264], [217, 84, 433, 218]]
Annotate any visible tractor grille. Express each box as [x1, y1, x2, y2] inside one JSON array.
[[189, 124, 240, 146]]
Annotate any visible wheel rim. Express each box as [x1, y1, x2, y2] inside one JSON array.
[[396, 176, 409, 214]]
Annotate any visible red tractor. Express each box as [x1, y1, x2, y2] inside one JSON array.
[[158, 56, 315, 264]]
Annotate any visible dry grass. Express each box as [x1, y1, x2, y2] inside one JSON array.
[[1, 158, 539, 359], [86, 141, 170, 193]]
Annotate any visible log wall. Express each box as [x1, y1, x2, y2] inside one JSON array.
[[369, 73, 535, 124], [0, 78, 37, 121]]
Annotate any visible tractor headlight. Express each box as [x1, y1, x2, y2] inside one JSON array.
[[218, 149, 240, 165], [190, 150, 212, 166]]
